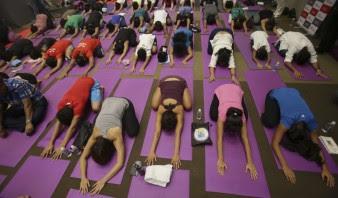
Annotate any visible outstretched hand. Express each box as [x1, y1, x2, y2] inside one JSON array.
[[245, 163, 258, 180], [90, 179, 106, 195], [217, 159, 228, 175], [321, 168, 335, 188], [80, 178, 90, 195], [145, 152, 157, 166], [171, 154, 181, 169], [282, 166, 296, 184]]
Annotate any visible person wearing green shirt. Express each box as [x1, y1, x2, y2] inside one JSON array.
[[59, 14, 84, 39]]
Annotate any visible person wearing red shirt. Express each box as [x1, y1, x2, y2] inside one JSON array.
[[41, 77, 104, 159], [59, 38, 104, 79], [33, 39, 74, 80]]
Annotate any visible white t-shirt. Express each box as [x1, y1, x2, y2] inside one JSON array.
[[250, 31, 271, 52], [117, 0, 125, 4], [135, 34, 156, 56], [154, 10, 168, 24], [277, 31, 317, 63], [209, 32, 235, 68]]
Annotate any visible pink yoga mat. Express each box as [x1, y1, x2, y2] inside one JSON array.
[[0, 156, 69, 198], [234, 32, 282, 70], [140, 67, 193, 160], [67, 189, 113, 198], [71, 78, 153, 184], [245, 70, 338, 173], [203, 79, 270, 197], [201, 34, 231, 79], [268, 36, 330, 81], [128, 169, 190, 198]]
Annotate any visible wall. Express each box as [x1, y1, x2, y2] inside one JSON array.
[[0, 0, 35, 27]]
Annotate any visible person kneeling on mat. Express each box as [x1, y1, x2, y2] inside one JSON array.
[[0, 73, 48, 138], [146, 75, 192, 169], [58, 38, 104, 79], [250, 30, 274, 69], [207, 28, 239, 84], [129, 33, 157, 73], [210, 83, 258, 179], [273, 28, 327, 79], [59, 14, 84, 39], [261, 87, 335, 187], [202, 1, 222, 32], [144, 0, 157, 11], [41, 77, 103, 159], [82, 10, 104, 38], [106, 27, 138, 65], [28, 37, 57, 62], [248, 9, 276, 33], [148, 9, 172, 38], [79, 97, 140, 195], [175, 5, 194, 30], [29, 13, 54, 39], [230, 6, 249, 34], [102, 13, 127, 39], [33, 39, 74, 80], [130, 7, 150, 31], [112, 0, 128, 13], [169, 27, 193, 66]]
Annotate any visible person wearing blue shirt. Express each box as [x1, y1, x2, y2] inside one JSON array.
[[102, 14, 127, 38], [0, 77, 48, 138], [169, 27, 193, 66], [261, 87, 335, 187]]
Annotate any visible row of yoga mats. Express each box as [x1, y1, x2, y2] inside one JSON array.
[[1, 5, 337, 198]]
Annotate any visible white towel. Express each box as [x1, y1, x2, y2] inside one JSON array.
[[144, 164, 173, 187]]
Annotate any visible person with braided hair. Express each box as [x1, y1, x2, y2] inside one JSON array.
[[209, 83, 258, 180], [261, 87, 335, 187], [145, 75, 192, 169]]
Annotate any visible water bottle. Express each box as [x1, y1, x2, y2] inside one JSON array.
[[196, 108, 202, 121], [321, 121, 336, 133]]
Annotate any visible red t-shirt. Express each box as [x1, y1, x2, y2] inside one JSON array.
[[71, 38, 101, 59], [57, 77, 95, 117], [45, 39, 72, 59]]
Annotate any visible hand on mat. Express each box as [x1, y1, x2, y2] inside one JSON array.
[[182, 60, 188, 65], [57, 73, 67, 80], [171, 154, 181, 169], [321, 168, 335, 187], [130, 66, 136, 73], [25, 122, 34, 136], [208, 75, 215, 82], [170, 61, 175, 67], [316, 70, 328, 79], [265, 64, 271, 69], [43, 74, 50, 80], [293, 71, 303, 79], [90, 179, 106, 195], [80, 178, 90, 194], [257, 63, 263, 69], [282, 166, 296, 184], [231, 76, 240, 85], [246, 163, 258, 180], [145, 152, 157, 166], [51, 148, 63, 160], [41, 144, 54, 158], [116, 57, 122, 64], [217, 159, 228, 175], [105, 58, 112, 65]]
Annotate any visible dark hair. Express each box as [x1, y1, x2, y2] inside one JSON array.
[[133, 17, 140, 28], [158, 51, 167, 62], [206, 15, 216, 25], [56, 106, 74, 126], [225, 1, 234, 9], [132, 2, 139, 10], [137, 48, 147, 61], [31, 24, 38, 33], [161, 110, 177, 132], [76, 55, 89, 67], [256, 46, 268, 61], [154, 21, 163, 31], [224, 107, 243, 135], [173, 32, 188, 57], [84, 4, 91, 12], [66, 26, 75, 34], [106, 22, 115, 33], [60, 18, 67, 28], [3, 50, 13, 62], [91, 136, 115, 165], [217, 48, 231, 67], [115, 3, 121, 10], [282, 122, 323, 166], [46, 56, 57, 68], [266, 18, 276, 31], [293, 47, 311, 65], [114, 41, 124, 54], [234, 15, 246, 30], [87, 25, 96, 35], [30, 47, 42, 60], [0, 72, 9, 80]]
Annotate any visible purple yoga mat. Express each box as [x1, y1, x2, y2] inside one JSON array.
[[234, 32, 281, 70], [201, 34, 231, 79], [128, 169, 190, 198], [267, 36, 330, 81], [140, 67, 193, 160], [245, 71, 338, 173], [71, 78, 153, 184], [67, 189, 113, 198], [0, 77, 76, 167], [0, 156, 69, 198], [203, 80, 270, 197], [36, 77, 78, 148]]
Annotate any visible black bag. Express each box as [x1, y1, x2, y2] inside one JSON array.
[[158, 45, 168, 63], [191, 122, 212, 146], [72, 121, 93, 150]]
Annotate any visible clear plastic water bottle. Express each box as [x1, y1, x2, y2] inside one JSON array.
[[321, 121, 336, 133], [196, 108, 202, 121]]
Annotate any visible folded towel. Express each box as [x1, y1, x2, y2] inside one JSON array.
[[144, 164, 173, 187]]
